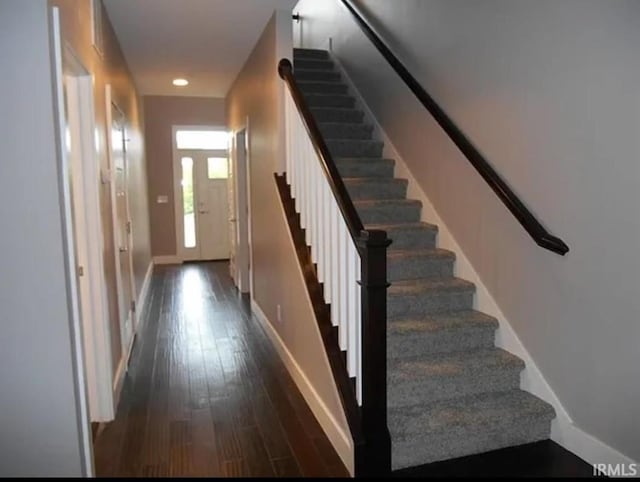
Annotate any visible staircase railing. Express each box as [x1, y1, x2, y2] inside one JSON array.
[[278, 58, 391, 475], [338, 0, 569, 256]]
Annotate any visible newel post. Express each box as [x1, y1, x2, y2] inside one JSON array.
[[357, 229, 392, 476]]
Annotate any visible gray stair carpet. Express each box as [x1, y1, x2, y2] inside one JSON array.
[[292, 48, 556, 471]]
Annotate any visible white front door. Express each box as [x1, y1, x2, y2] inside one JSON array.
[[178, 150, 230, 261]]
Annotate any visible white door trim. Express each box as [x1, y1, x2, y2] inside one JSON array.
[[171, 124, 227, 262], [50, 7, 93, 475], [232, 127, 252, 293], [245, 117, 255, 297], [64, 66, 115, 422]]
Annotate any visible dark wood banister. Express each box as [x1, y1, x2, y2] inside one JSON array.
[[278, 58, 365, 245], [339, 0, 570, 256], [278, 57, 391, 475]]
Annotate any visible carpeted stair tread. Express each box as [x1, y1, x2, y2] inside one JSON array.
[[310, 107, 364, 123], [388, 311, 498, 357], [293, 48, 329, 59], [389, 390, 556, 439], [297, 80, 348, 95], [304, 93, 355, 108], [388, 278, 475, 318], [389, 310, 498, 335], [354, 199, 422, 224], [389, 277, 474, 295], [326, 138, 384, 157], [319, 122, 374, 140], [388, 247, 455, 260], [388, 348, 524, 407], [389, 390, 555, 468], [344, 177, 408, 200], [388, 248, 456, 281], [366, 222, 439, 250], [293, 58, 334, 70], [295, 68, 341, 82], [335, 157, 395, 178]]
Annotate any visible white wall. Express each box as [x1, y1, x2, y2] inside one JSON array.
[[294, 0, 640, 463], [0, 1, 89, 475]]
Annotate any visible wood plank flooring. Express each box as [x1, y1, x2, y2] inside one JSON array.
[[393, 440, 594, 478], [93, 262, 348, 477]]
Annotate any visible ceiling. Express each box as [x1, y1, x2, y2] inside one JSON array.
[[103, 0, 297, 98]]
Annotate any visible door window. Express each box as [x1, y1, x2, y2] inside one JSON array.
[[207, 157, 229, 179], [181, 157, 196, 248]]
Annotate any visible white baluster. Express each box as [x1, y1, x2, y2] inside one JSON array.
[[316, 167, 324, 284], [286, 95, 292, 185], [303, 134, 311, 244], [338, 219, 348, 350], [323, 182, 332, 306], [355, 252, 362, 405], [330, 201, 339, 325]]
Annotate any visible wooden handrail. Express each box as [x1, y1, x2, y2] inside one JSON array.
[[278, 56, 391, 475], [339, 0, 569, 256], [278, 58, 366, 247]]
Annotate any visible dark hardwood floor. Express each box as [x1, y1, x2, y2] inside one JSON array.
[[393, 440, 595, 478], [93, 261, 594, 478], [93, 262, 348, 477]]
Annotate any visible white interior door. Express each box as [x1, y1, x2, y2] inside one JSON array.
[[178, 150, 230, 261], [110, 104, 135, 352]]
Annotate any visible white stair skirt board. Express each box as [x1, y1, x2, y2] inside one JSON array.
[[328, 51, 638, 468], [250, 298, 354, 475]]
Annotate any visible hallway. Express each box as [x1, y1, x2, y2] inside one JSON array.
[[93, 262, 348, 477]]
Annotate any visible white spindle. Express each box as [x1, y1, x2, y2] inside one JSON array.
[[355, 254, 362, 404], [284, 88, 365, 406], [330, 201, 339, 324], [316, 167, 325, 284], [338, 219, 348, 350]]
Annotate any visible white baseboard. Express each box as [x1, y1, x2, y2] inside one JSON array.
[[554, 420, 637, 470], [250, 299, 354, 474], [153, 255, 181, 265], [135, 261, 153, 331], [112, 334, 133, 407], [330, 51, 636, 469]]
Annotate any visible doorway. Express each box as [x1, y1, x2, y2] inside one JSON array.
[[57, 39, 114, 426], [173, 128, 231, 261], [230, 128, 251, 293]]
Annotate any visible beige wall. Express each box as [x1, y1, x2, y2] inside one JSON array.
[[295, 0, 640, 463], [50, 0, 152, 373], [226, 11, 352, 471], [143, 95, 226, 257]]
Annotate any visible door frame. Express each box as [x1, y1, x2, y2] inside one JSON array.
[[233, 125, 252, 293], [171, 124, 227, 262], [62, 49, 115, 423], [245, 118, 254, 296], [105, 85, 136, 388], [50, 7, 93, 475]]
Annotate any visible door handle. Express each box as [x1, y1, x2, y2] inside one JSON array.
[[119, 246, 128, 253], [229, 218, 237, 222]]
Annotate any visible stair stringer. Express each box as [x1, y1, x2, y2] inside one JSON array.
[[327, 50, 574, 448]]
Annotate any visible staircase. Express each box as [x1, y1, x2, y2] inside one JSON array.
[[293, 48, 555, 471]]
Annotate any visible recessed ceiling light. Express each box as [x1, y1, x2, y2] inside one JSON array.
[[173, 78, 189, 87]]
